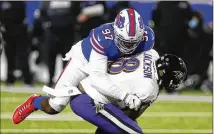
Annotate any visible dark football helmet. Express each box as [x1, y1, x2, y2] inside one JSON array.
[[156, 54, 187, 90]]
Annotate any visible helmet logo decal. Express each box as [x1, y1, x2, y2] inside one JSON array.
[[115, 14, 125, 28], [138, 17, 144, 29], [173, 71, 184, 80]]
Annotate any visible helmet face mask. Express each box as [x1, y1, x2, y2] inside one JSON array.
[[114, 31, 141, 54], [113, 8, 144, 54], [156, 54, 187, 90]]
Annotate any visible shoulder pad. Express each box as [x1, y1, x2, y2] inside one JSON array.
[[142, 26, 155, 51], [89, 24, 114, 55], [144, 26, 155, 44]]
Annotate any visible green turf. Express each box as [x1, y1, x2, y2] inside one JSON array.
[[177, 89, 213, 96], [1, 90, 213, 134], [1, 81, 212, 96], [1, 91, 46, 97], [160, 89, 212, 96], [2, 99, 212, 113], [1, 81, 45, 87], [1, 91, 212, 113], [2, 119, 96, 129], [146, 101, 212, 112], [138, 117, 212, 129], [2, 116, 212, 129]]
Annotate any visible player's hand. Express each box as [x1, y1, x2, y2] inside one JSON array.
[[123, 94, 142, 111]]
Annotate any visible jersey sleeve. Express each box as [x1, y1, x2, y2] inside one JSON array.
[[89, 49, 128, 101], [134, 79, 159, 104], [89, 27, 110, 56], [137, 26, 155, 52]]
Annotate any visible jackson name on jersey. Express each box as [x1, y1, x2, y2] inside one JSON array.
[[80, 49, 160, 108]]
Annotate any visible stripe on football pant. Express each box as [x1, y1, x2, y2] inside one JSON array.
[[99, 110, 141, 134]]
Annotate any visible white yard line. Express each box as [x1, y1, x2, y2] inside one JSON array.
[[157, 94, 212, 102], [1, 86, 44, 93], [1, 113, 83, 121], [1, 97, 32, 102], [1, 97, 26, 102], [142, 112, 212, 117], [1, 129, 212, 133], [1, 88, 213, 103], [1, 112, 212, 121], [1, 96, 213, 103]]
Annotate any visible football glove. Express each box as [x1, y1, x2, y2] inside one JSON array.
[[123, 93, 142, 111]]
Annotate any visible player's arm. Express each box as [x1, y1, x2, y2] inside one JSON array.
[[87, 28, 126, 101], [89, 49, 127, 101], [125, 103, 150, 120], [126, 79, 158, 119], [90, 50, 142, 111], [89, 28, 142, 110], [124, 92, 154, 120]]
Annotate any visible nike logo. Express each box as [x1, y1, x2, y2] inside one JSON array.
[[97, 36, 101, 41]]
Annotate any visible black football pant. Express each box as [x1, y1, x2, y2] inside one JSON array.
[[3, 24, 32, 84], [45, 27, 75, 87]]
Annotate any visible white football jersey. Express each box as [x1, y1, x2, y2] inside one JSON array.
[[80, 49, 160, 107]]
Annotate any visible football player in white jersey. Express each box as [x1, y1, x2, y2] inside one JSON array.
[[13, 8, 155, 124], [69, 50, 187, 134]]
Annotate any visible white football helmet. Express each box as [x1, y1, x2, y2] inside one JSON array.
[[113, 8, 145, 54]]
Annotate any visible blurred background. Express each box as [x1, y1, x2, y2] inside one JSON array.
[[0, 1, 213, 134], [1, 1, 213, 93]]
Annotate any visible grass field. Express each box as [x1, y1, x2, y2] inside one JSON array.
[[1, 88, 213, 134]]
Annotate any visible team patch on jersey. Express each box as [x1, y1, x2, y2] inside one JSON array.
[[115, 14, 125, 28]]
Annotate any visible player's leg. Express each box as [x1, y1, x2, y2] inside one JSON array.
[[95, 128, 109, 134], [47, 40, 88, 113], [70, 94, 143, 134], [12, 41, 88, 124]]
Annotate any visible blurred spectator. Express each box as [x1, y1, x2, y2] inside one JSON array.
[[0, 1, 33, 85], [185, 11, 204, 77], [0, 21, 4, 55], [150, 1, 195, 93], [40, 1, 81, 87], [107, 2, 130, 22], [179, 11, 213, 92], [31, 9, 46, 65], [151, 1, 193, 60], [77, 1, 107, 38]]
